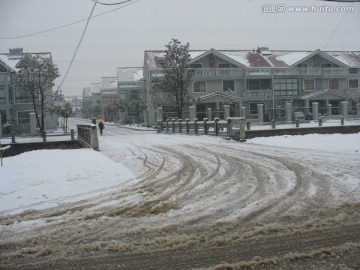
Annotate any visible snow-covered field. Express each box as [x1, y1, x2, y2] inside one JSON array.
[[0, 118, 359, 269]]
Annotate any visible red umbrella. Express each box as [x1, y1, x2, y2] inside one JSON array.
[[96, 119, 105, 123]]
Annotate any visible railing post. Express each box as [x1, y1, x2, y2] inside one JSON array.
[[227, 118, 231, 137], [42, 130, 46, 142], [246, 121, 251, 130], [157, 121, 162, 133], [239, 117, 246, 142], [90, 125, 99, 150], [11, 132, 16, 143], [341, 101, 348, 121], [272, 119, 276, 129], [186, 119, 190, 134], [194, 118, 198, 134], [214, 118, 219, 136], [172, 119, 175, 133], [166, 119, 170, 133], [319, 117, 322, 127], [71, 129, 75, 140], [203, 118, 208, 134], [296, 120, 300, 128], [178, 119, 182, 133]]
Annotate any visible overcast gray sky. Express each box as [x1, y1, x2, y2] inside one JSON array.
[[0, 0, 359, 96]]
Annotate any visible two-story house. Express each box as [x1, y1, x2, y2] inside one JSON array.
[[0, 48, 58, 135], [143, 47, 360, 124]]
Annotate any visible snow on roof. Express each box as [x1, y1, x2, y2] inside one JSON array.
[[0, 54, 19, 71], [117, 67, 143, 82], [325, 51, 360, 67], [271, 51, 313, 67], [0, 51, 52, 72], [220, 51, 250, 67], [144, 49, 360, 69], [100, 77, 117, 88]]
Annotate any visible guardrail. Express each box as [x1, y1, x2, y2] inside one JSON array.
[[77, 124, 99, 150]]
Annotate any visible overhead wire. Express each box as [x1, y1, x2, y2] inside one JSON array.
[[92, 0, 134, 5], [57, 0, 98, 91], [0, 0, 140, 39], [322, 2, 354, 50]]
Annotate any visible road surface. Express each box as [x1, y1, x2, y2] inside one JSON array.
[[1, 119, 359, 269]]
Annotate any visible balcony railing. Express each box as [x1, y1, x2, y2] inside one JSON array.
[[150, 67, 351, 78], [193, 68, 244, 77], [244, 90, 269, 97]]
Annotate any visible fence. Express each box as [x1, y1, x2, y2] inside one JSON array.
[[157, 117, 247, 141], [77, 124, 99, 150]]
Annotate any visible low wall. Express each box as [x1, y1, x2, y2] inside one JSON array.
[[2, 140, 82, 158], [245, 125, 360, 139]]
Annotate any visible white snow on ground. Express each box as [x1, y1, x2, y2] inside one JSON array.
[[0, 119, 359, 217], [0, 149, 137, 214], [247, 133, 360, 154]]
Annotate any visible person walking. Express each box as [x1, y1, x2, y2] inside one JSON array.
[[98, 121, 105, 135]]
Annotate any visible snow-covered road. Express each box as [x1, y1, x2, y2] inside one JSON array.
[[1, 118, 360, 269]]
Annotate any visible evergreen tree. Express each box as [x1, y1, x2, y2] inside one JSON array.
[[11, 53, 60, 134], [152, 39, 194, 118]]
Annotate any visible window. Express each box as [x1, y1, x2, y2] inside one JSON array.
[[194, 81, 206, 93], [15, 87, 29, 103], [0, 85, 5, 103], [249, 103, 259, 115], [190, 63, 202, 69], [321, 63, 332, 68], [296, 63, 308, 68], [349, 79, 358, 89], [273, 78, 299, 96], [329, 79, 339, 90], [219, 63, 231, 68], [304, 79, 315, 91], [223, 80, 235, 91], [247, 79, 272, 90], [349, 68, 359, 74], [18, 111, 31, 124]]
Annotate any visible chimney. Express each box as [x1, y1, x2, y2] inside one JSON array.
[[9, 48, 23, 59], [257, 47, 272, 56]]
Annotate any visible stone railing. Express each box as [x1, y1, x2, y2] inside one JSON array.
[[157, 118, 247, 141], [77, 124, 99, 150]]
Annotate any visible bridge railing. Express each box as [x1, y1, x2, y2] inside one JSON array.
[[157, 118, 246, 141], [77, 124, 99, 150]]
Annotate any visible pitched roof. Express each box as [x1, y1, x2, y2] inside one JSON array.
[[144, 49, 360, 69], [302, 89, 352, 100], [198, 91, 245, 102], [0, 50, 52, 72]]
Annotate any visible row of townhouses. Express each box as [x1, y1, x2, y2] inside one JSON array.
[[2, 46, 360, 134], [143, 47, 360, 124], [0, 48, 57, 135]]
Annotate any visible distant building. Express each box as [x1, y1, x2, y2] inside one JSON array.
[[0, 48, 58, 135]]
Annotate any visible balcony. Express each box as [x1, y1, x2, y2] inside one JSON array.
[[193, 68, 244, 77], [150, 67, 351, 78], [244, 90, 269, 97]]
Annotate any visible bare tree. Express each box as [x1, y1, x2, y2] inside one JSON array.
[[11, 53, 60, 135]]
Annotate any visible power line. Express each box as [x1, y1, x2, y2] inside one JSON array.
[[0, 0, 140, 39], [57, 1, 98, 91], [322, 3, 353, 50], [92, 0, 134, 5]]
